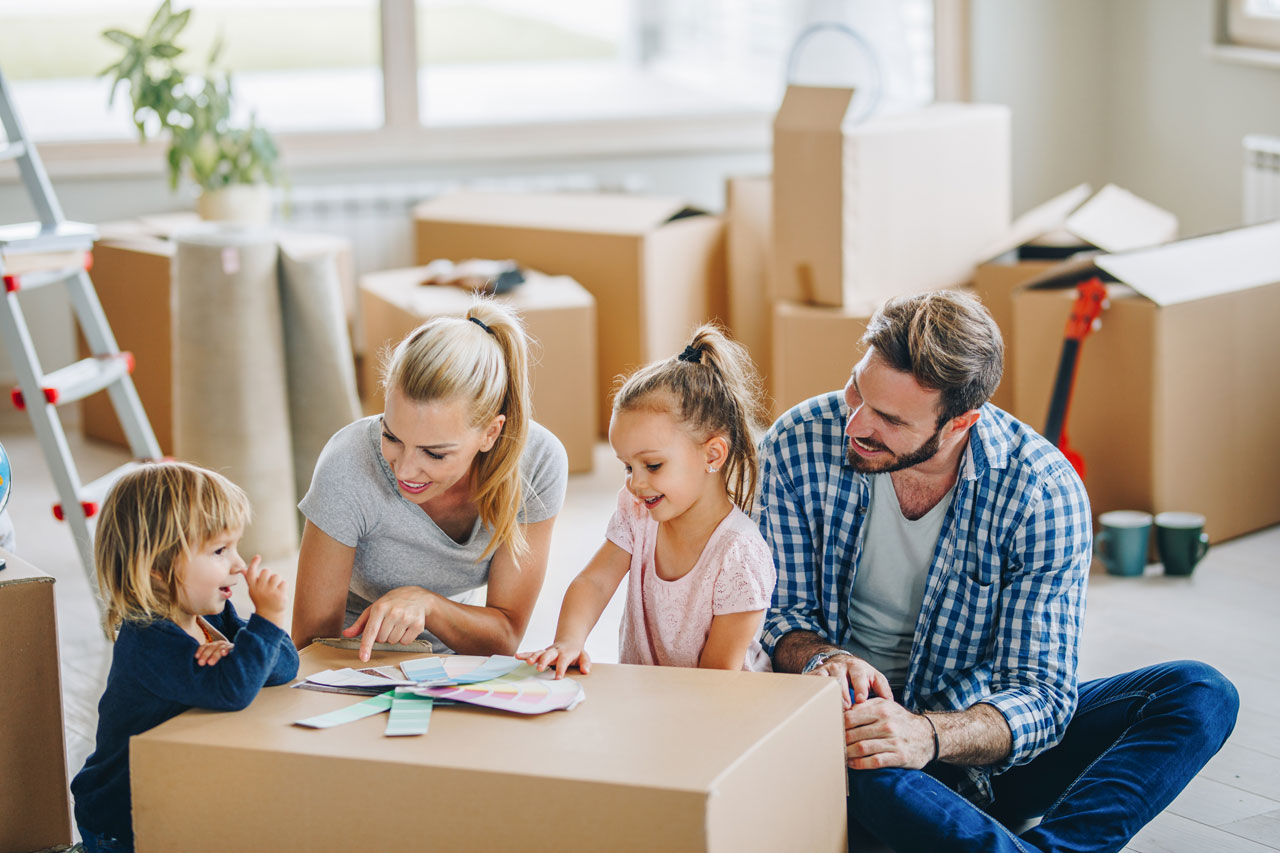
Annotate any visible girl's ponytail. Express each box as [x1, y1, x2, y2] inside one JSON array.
[[615, 323, 768, 514]]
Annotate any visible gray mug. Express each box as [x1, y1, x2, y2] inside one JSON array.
[[1095, 511, 1152, 577], [1155, 512, 1210, 576]]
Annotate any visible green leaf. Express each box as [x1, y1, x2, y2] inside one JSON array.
[[147, 0, 173, 35], [152, 43, 183, 59], [159, 8, 191, 41], [101, 28, 137, 48]]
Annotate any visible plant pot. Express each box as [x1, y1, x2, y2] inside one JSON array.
[[196, 184, 274, 225]]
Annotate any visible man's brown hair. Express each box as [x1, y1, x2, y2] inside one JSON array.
[[861, 290, 1004, 426]]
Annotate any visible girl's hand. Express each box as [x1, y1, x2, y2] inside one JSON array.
[[244, 556, 289, 630], [195, 640, 234, 667], [344, 586, 433, 662], [516, 640, 591, 680]]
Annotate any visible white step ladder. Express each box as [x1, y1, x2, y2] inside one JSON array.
[[0, 67, 161, 584]]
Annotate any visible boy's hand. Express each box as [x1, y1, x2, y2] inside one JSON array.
[[516, 640, 590, 680], [243, 556, 289, 630], [195, 640, 234, 667]]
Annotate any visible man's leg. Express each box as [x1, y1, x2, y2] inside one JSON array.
[[991, 660, 1238, 853], [847, 766, 1036, 853]]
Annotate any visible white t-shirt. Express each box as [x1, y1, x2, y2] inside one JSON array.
[[606, 488, 775, 671], [299, 415, 568, 652], [846, 473, 955, 687]]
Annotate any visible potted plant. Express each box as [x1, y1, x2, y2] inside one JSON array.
[[100, 0, 282, 224]]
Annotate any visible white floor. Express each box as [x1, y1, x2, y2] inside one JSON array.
[[4, 421, 1279, 851]]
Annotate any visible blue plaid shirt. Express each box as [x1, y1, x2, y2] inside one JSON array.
[[758, 393, 1091, 804]]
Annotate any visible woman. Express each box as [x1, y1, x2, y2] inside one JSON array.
[[292, 299, 568, 661]]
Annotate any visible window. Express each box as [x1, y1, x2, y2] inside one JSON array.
[[0, 0, 945, 166], [1226, 0, 1280, 50]]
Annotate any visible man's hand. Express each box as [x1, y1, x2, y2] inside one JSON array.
[[844, 697, 936, 770], [810, 654, 893, 708]]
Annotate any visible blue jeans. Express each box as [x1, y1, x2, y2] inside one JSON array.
[[77, 827, 133, 853], [846, 661, 1239, 853]]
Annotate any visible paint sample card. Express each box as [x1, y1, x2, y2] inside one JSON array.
[[413, 664, 585, 715], [399, 654, 523, 685], [304, 668, 414, 690], [294, 693, 393, 729], [384, 691, 434, 737]]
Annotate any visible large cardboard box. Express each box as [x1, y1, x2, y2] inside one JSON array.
[[772, 300, 872, 418], [972, 184, 1178, 412], [725, 175, 774, 396], [414, 191, 727, 434], [0, 550, 71, 852], [773, 91, 1010, 308], [80, 225, 355, 455], [1012, 221, 1280, 543], [131, 644, 847, 852], [360, 268, 597, 473]]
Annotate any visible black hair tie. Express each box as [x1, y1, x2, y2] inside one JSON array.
[[677, 344, 702, 364], [469, 316, 496, 336]]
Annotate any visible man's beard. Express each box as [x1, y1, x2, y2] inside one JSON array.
[[846, 424, 945, 474]]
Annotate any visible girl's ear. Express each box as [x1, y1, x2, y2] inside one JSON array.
[[703, 434, 730, 472]]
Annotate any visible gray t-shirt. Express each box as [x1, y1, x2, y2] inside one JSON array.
[[299, 415, 568, 652], [846, 473, 955, 687]]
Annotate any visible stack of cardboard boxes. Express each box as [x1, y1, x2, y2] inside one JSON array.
[[728, 86, 1013, 418]]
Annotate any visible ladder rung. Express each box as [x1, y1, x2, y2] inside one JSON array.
[[53, 460, 155, 522], [10, 352, 134, 409], [0, 141, 26, 162], [3, 252, 92, 293]]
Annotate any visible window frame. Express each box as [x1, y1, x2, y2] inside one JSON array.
[[2, 0, 964, 182]]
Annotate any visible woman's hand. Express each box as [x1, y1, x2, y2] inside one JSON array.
[[517, 640, 591, 680], [343, 586, 435, 662], [194, 640, 234, 667]]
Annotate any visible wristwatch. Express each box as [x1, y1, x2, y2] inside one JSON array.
[[801, 649, 853, 674]]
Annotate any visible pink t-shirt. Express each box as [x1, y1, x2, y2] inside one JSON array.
[[605, 488, 775, 671]]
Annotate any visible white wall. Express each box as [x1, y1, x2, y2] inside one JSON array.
[[972, 0, 1280, 236]]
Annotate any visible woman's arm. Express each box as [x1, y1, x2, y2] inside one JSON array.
[[699, 610, 765, 670], [346, 516, 559, 661], [291, 520, 357, 650], [517, 538, 632, 678]]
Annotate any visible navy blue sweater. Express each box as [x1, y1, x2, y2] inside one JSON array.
[[71, 602, 299, 842]]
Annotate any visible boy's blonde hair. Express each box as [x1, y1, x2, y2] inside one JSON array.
[[613, 323, 768, 514], [95, 461, 251, 635], [380, 298, 532, 561]]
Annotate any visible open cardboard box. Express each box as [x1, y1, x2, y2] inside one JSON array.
[[0, 550, 71, 853], [131, 643, 847, 852], [415, 191, 727, 435], [1012, 220, 1280, 543], [972, 184, 1177, 411], [773, 90, 1010, 308], [360, 267, 597, 473], [725, 175, 774, 398]]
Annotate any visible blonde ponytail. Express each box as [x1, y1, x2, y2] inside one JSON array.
[[382, 298, 531, 560]]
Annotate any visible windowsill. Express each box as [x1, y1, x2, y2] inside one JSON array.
[[1204, 43, 1280, 70], [0, 110, 775, 185]]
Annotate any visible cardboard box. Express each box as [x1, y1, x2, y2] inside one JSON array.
[[772, 300, 872, 418], [80, 227, 356, 455], [360, 268, 597, 474], [972, 184, 1178, 412], [773, 91, 1010, 308], [1012, 221, 1280, 543], [725, 175, 774, 396], [0, 550, 71, 852], [131, 644, 847, 852], [414, 191, 727, 434]]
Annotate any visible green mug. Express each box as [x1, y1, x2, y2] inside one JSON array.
[[1095, 511, 1152, 577], [1155, 512, 1210, 576]]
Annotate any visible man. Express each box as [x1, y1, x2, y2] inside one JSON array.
[[758, 290, 1238, 852]]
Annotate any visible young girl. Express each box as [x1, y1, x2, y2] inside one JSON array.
[[520, 324, 775, 676], [71, 462, 299, 853]]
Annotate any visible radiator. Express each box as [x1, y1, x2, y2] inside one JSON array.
[[275, 173, 642, 277], [1244, 134, 1280, 225]]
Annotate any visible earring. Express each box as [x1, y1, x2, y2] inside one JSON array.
[[706, 465, 718, 474]]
